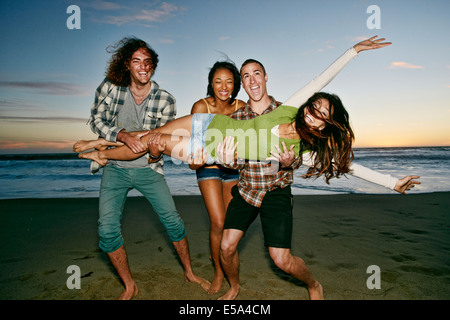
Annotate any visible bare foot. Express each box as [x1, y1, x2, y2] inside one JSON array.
[[208, 271, 224, 294], [308, 281, 324, 300], [73, 139, 104, 152], [118, 282, 139, 300], [218, 287, 239, 300], [78, 150, 108, 166], [73, 138, 123, 152], [185, 274, 211, 292]]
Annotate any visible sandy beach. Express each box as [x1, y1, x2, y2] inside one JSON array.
[[0, 192, 449, 300]]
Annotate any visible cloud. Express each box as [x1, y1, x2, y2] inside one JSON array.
[[389, 62, 424, 69], [0, 98, 42, 111], [0, 140, 75, 151], [82, 0, 122, 10], [90, 2, 186, 26], [158, 39, 174, 44], [0, 81, 90, 96], [137, 3, 180, 22], [314, 39, 335, 53], [219, 36, 231, 41], [349, 36, 369, 42], [0, 116, 87, 124]]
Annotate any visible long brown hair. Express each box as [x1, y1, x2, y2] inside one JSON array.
[[105, 37, 159, 87], [294, 92, 355, 183]]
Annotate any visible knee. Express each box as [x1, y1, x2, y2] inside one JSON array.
[[269, 250, 292, 271], [160, 212, 187, 242], [210, 219, 224, 235], [220, 237, 237, 258], [98, 218, 123, 253]]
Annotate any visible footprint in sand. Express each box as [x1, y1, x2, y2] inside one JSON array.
[[377, 231, 404, 241], [390, 254, 416, 263], [327, 262, 357, 272], [73, 255, 95, 260], [321, 231, 341, 239], [402, 228, 428, 235]]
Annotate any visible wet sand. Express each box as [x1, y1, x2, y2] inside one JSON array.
[[0, 192, 449, 300]]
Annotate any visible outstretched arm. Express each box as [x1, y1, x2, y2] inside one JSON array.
[[284, 36, 391, 108], [349, 163, 420, 194], [301, 152, 420, 194]]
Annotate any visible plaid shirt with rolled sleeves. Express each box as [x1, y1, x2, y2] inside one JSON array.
[[227, 97, 302, 207], [86, 78, 176, 175]]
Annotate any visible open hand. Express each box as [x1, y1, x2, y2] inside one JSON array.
[[353, 36, 392, 53], [267, 142, 296, 167], [188, 147, 208, 170], [216, 136, 238, 165], [394, 175, 421, 194]]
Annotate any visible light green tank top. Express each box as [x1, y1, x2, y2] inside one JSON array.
[[206, 105, 302, 161]]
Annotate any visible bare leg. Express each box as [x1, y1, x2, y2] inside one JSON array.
[[173, 236, 211, 291], [107, 245, 138, 300], [197, 179, 227, 294], [219, 228, 245, 300], [73, 130, 153, 153], [78, 134, 191, 164], [268, 247, 324, 300], [75, 111, 195, 157], [152, 114, 193, 136]]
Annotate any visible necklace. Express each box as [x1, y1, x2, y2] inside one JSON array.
[[131, 85, 151, 104]]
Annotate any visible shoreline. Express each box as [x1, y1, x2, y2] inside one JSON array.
[[1, 192, 449, 300]]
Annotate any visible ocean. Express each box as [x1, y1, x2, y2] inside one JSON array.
[[0, 146, 449, 200]]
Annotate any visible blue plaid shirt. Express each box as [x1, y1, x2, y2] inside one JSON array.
[[87, 78, 176, 174]]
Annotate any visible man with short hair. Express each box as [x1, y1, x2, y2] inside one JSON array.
[[218, 57, 323, 300], [218, 37, 394, 300]]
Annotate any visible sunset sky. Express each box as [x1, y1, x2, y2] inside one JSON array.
[[0, 0, 449, 154]]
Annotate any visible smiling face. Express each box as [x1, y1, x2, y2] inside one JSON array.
[[212, 68, 234, 101], [127, 48, 154, 86], [303, 98, 330, 131], [240, 62, 268, 102]]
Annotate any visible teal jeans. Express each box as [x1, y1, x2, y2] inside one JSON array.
[[98, 165, 186, 253]]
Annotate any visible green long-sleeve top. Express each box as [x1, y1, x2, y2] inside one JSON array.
[[204, 47, 359, 161], [206, 104, 300, 161]]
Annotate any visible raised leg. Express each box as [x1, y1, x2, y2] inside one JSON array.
[[78, 133, 192, 164], [268, 247, 324, 300]]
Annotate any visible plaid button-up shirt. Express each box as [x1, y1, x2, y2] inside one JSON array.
[[227, 97, 302, 207], [86, 78, 176, 175]]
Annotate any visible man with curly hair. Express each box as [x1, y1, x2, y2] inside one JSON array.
[[86, 37, 210, 299]]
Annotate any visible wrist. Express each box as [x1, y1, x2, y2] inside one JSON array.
[[149, 151, 162, 160], [117, 130, 127, 142]]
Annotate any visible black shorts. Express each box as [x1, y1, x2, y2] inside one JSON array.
[[224, 185, 293, 248]]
